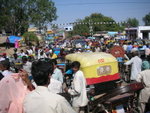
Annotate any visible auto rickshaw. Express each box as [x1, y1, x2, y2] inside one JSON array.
[[65, 52, 120, 94]]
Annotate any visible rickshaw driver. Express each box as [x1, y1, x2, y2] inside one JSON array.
[[65, 61, 89, 113]]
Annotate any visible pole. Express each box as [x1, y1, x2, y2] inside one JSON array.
[[89, 20, 93, 37]]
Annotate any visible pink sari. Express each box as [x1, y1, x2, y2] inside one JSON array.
[[0, 73, 30, 113], [15, 40, 19, 48]]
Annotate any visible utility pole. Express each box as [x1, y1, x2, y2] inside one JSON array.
[[127, 23, 130, 39], [89, 20, 93, 37]]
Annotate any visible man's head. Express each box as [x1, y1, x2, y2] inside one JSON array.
[[13, 53, 18, 59], [31, 58, 54, 86], [71, 61, 80, 72], [132, 51, 139, 57], [51, 59, 57, 69], [0, 60, 10, 71], [20, 49, 24, 53], [22, 56, 28, 64], [14, 48, 17, 52]]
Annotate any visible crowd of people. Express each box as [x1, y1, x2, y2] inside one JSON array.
[[0, 37, 150, 113]]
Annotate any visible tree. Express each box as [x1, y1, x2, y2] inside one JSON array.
[[143, 12, 150, 26], [0, 0, 30, 35], [51, 24, 58, 31], [126, 18, 139, 27], [28, 0, 57, 30], [70, 13, 121, 36], [0, 0, 57, 35], [23, 32, 39, 45]]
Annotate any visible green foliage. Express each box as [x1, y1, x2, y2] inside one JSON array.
[[28, 0, 57, 29], [126, 18, 139, 27], [143, 12, 150, 26], [70, 13, 122, 36], [0, 0, 30, 35], [0, 0, 57, 35], [23, 32, 39, 45], [51, 24, 58, 30]]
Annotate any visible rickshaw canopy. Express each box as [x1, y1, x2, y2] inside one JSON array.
[[66, 52, 120, 85], [65, 52, 117, 68]]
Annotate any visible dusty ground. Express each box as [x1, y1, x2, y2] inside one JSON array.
[[0, 36, 7, 43], [0, 36, 26, 56], [0, 47, 25, 57]]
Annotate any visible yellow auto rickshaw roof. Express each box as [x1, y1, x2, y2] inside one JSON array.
[[65, 52, 117, 68]]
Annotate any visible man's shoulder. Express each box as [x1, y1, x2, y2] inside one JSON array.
[[75, 70, 84, 77], [132, 56, 141, 60], [25, 88, 66, 101], [26, 61, 32, 65], [140, 69, 150, 74], [24, 90, 36, 100], [2, 70, 12, 76], [47, 92, 67, 103], [55, 68, 62, 73], [77, 70, 83, 74], [51, 78, 62, 84]]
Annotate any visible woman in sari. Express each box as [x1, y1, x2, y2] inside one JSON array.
[[0, 70, 34, 113], [15, 40, 19, 48]]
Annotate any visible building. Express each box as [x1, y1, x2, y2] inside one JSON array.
[[125, 26, 150, 39], [28, 27, 38, 32], [64, 26, 73, 31]]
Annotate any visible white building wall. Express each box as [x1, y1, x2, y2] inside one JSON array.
[[137, 26, 150, 39], [137, 28, 142, 39], [64, 26, 73, 31], [148, 33, 150, 40]]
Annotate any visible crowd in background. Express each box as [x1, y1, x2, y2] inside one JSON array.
[[0, 37, 150, 113]]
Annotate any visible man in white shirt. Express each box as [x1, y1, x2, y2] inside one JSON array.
[[52, 59, 63, 83], [23, 58, 76, 113], [65, 61, 88, 113], [145, 45, 150, 57], [18, 49, 26, 57], [125, 51, 142, 81], [123, 43, 128, 51], [0, 60, 13, 77], [48, 78, 62, 94], [32, 78, 63, 94], [38, 50, 47, 59], [0, 54, 5, 61], [136, 70, 150, 113], [33, 77, 63, 94], [27, 47, 33, 55], [22, 56, 32, 76]]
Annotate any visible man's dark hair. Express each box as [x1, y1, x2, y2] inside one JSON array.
[[0, 72, 4, 80], [13, 53, 18, 59], [132, 51, 139, 57], [40, 51, 44, 55], [14, 48, 17, 52], [0, 60, 10, 70], [147, 55, 150, 62], [22, 56, 28, 63], [71, 61, 80, 69], [51, 59, 57, 65], [31, 58, 54, 86]]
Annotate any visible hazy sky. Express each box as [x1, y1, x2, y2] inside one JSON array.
[[53, 0, 150, 26]]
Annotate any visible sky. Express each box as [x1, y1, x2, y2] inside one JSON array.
[[52, 0, 150, 26]]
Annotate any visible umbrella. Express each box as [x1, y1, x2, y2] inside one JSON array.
[[9, 36, 22, 43]]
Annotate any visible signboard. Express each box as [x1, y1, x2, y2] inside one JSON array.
[[97, 65, 111, 76], [109, 46, 125, 58]]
